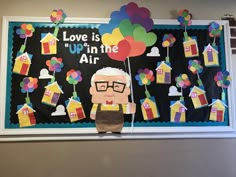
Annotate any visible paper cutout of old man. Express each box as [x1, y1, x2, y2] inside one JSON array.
[[89, 67, 136, 133]]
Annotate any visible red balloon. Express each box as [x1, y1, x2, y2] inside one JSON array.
[[107, 40, 131, 61], [124, 36, 146, 57]]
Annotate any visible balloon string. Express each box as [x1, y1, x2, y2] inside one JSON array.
[[124, 61, 128, 73], [127, 57, 135, 133], [24, 37, 28, 46]]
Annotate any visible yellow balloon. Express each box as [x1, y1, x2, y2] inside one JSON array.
[[142, 78, 148, 85], [101, 28, 124, 46], [51, 11, 57, 17], [182, 74, 188, 80], [26, 24, 32, 30]]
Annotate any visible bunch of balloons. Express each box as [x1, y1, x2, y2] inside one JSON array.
[[188, 60, 203, 74], [162, 34, 176, 48], [50, 9, 67, 24], [214, 71, 231, 88], [16, 23, 35, 39], [208, 22, 222, 38], [99, 2, 157, 61], [177, 9, 192, 27], [46, 57, 64, 72], [175, 74, 191, 89], [135, 68, 155, 86], [20, 77, 38, 93], [66, 69, 83, 85]]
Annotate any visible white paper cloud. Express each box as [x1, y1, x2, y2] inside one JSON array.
[[168, 86, 182, 96], [147, 46, 160, 57], [39, 68, 53, 79], [51, 105, 66, 116]]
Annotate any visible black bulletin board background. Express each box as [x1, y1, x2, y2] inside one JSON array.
[[6, 21, 226, 129]]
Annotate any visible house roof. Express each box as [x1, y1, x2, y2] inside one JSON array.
[[44, 81, 64, 94], [155, 61, 172, 70], [208, 99, 228, 107], [188, 86, 206, 96], [16, 103, 35, 114], [15, 52, 32, 63], [66, 97, 81, 109], [170, 100, 187, 110], [40, 32, 59, 42], [202, 43, 218, 54]]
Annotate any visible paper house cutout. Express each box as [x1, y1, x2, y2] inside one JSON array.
[[202, 44, 219, 67], [170, 101, 187, 122], [155, 61, 172, 84], [66, 97, 86, 122], [183, 38, 199, 58], [209, 99, 228, 122], [16, 103, 36, 127], [41, 81, 64, 107], [140, 96, 160, 120], [189, 86, 208, 109], [40, 33, 59, 55], [13, 52, 32, 75]]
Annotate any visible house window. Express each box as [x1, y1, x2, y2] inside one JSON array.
[[191, 92, 197, 98], [185, 46, 190, 52], [143, 102, 150, 109], [179, 107, 185, 113], [207, 50, 213, 62], [51, 92, 60, 104], [70, 112, 76, 118], [45, 89, 51, 96], [22, 108, 29, 115], [49, 39, 55, 45], [157, 69, 163, 75], [211, 107, 217, 113], [20, 55, 27, 62]]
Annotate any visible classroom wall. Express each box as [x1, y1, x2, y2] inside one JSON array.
[[1, 1, 236, 177]]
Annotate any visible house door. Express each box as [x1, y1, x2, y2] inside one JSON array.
[[164, 72, 171, 83], [51, 92, 60, 104], [198, 94, 207, 105], [20, 63, 28, 75], [216, 110, 223, 122], [174, 112, 181, 122], [191, 44, 197, 55], [76, 107, 85, 119], [43, 42, 50, 54]]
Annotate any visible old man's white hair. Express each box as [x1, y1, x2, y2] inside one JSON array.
[[91, 67, 131, 87]]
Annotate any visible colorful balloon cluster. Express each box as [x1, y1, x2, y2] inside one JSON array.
[[188, 60, 203, 74], [177, 9, 192, 27], [16, 24, 35, 39], [135, 68, 155, 86], [46, 57, 64, 72], [175, 74, 191, 88], [50, 9, 67, 24], [162, 34, 176, 47], [20, 77, 38, 93], [208, 22, 222, 38], [99, 2, 157, 61], [66, 69, 82, 85], [214, 71, 231, 88]]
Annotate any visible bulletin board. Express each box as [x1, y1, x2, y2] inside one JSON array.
[[0, 16, 235, 141]]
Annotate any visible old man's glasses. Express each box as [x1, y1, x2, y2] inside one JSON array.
[[95, 81, 126, 93]]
